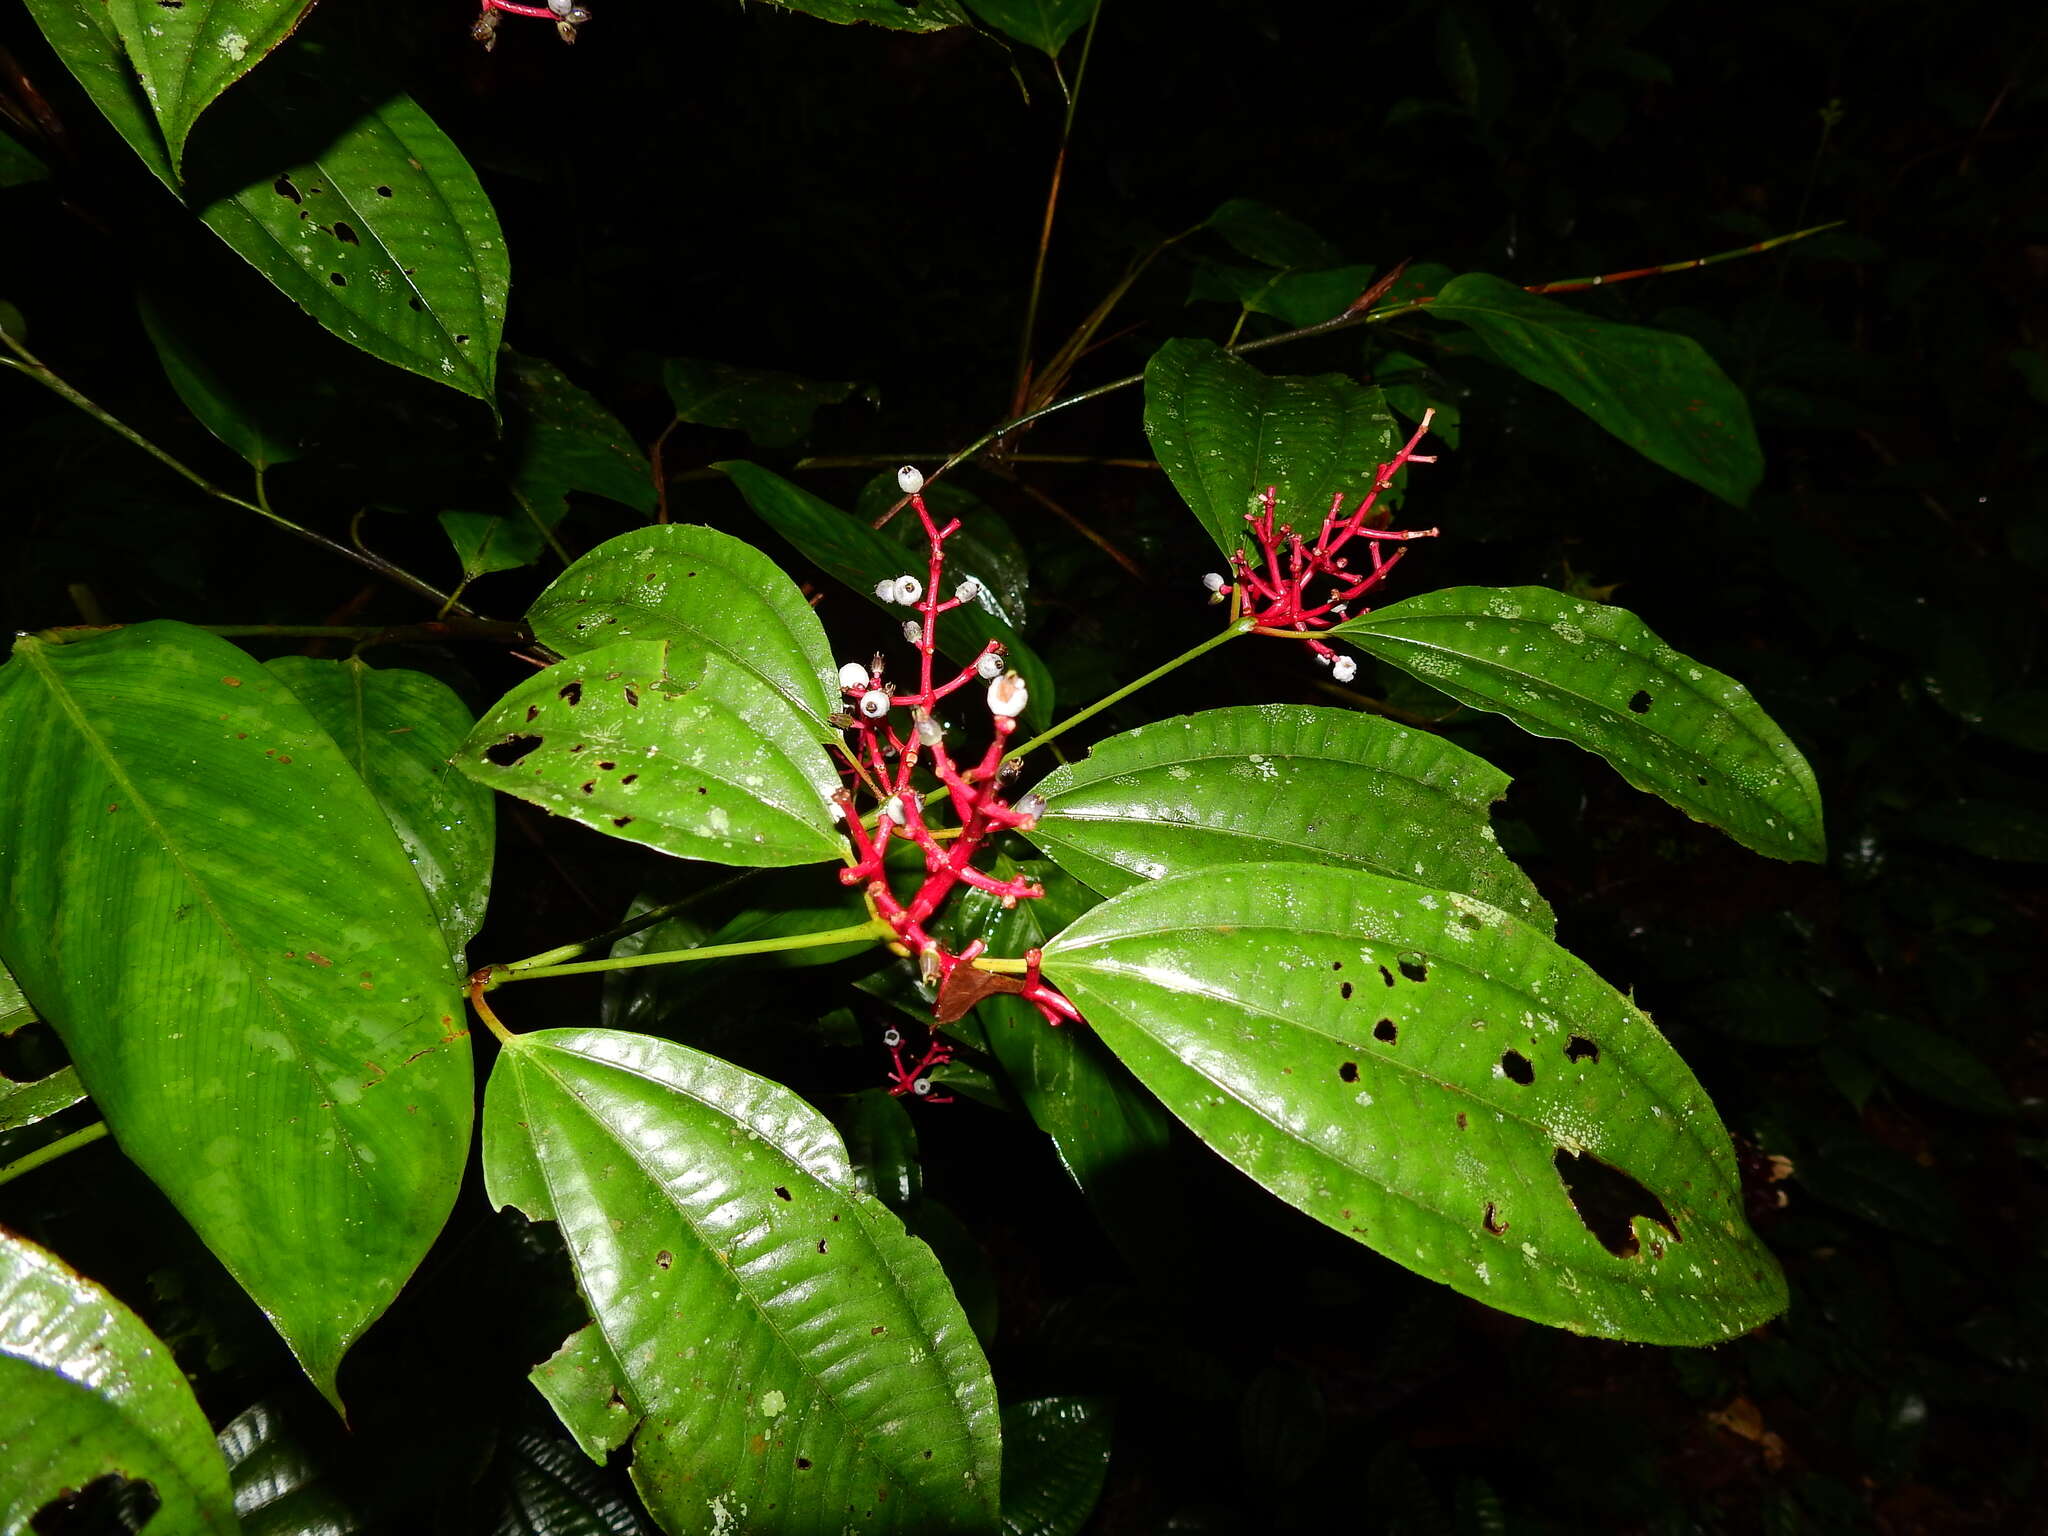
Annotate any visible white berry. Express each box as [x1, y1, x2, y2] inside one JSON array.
[[897, 465, 925, 495], [875, 578, 899, 603], [902, 620, 923, 644], [894, 576, 923, 605], [859, 690, 890, 720], [915, 715, 943, 746], [883, 1027, 902, 1048], [1016, 793, 1047, 822], [838, 661, 870, 691], [1331, 655, 1359, 683], [1202, 572, 1225, 592], [987, 670, 1029, 718], [954, 577, 981, 604], [912, 1078, 933, 1096], [975, 651, 1004, 680]]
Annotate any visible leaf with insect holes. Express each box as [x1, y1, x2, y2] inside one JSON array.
[[1, 1229, 237, 1534], [103, 0, 313, 175], [1027, 705, 1552, 932], [1144, 340, 1401, 563], [1041, 861, 1788, 1344], [483, 1027, 1001, 1534], [1332, 587, 1824, 862], [457, 640, 847, 869]]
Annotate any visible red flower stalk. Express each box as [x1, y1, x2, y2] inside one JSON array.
[[473, 0, 589, 48], [833, 470, 1081, 1097], [1211, 409, 1441, 677]]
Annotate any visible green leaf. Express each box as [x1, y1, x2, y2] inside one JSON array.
[[525, 524, 840, 738], [0, 125, 52, 186], [22, 2, 506, 399], [486, 1426, 651, 1536], [1335, 586, 1825, 863], [1423, 273, 1763, 507], [483, 1027, 1001, 1533], [0, 958, 34, 1033], [1041, 862, 1788, 1344], [457, 640, 846, 868], [0, 624, 472, 1403], [1189, 259, 1381, 330], [104, 0, 311, 173], [832, 1087, 923, 1214], [857, 473, 1032, 632], [137, 290, 306, 470], [1027, 705, 1552, 932], [501, 351, 655, 526], [1911, 799, 2048, 862], [961, 0, 1096, 55], [1, 1229, 237, 1534], [1856, 1013, 2016, 1118], [1205, 199, 1343, 271], [217, 1400, 366, 1536], [762, 0, 970, 31], [440, 511, 545, 582], [719, 460, 1057, 724], [663, 357, 856, 450], [999, 1397, 1112, 1536], [1, 1065, 87, 1133], [264, 656, 495, 959], [1143, 339, 1400, 562]]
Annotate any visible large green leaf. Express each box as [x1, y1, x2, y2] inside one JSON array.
[[23, 1, 507, 399], [961, 0, 1095, 55], [457, 640, 846, 868], [1204, 198, 1343, 270], [764, 0, 970, 31], [104, 0, 310, 173], [486, 1426, 650, 1536], [265, 656, 495, 959], [0, 624, 472, 1402], [719, 460, 1056, 724], [525, 525, 840, 737], [483, 1027, 1001, 1534], [1143, 339, 1401, 561], [1424, 273, 1763, 506], [1, 1228, 237, 1533], [663, 357, 855, 450], [217, 1400, 365, 1536], [1041, 862, 1787, 1344], [1334, 587, 1825, 862], [998, 1397, 1112, 1536], [501, 351, 655, 527], [1027, 705, 1552, 931], [1189, 259, 1382, 330]]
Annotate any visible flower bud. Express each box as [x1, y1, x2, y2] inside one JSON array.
[[987, 670, 1029, 718], [858, 690, 890, 720], [893, 576, 923, 605], [902, 620, 923, 644], [875, 578, 899, 603], [1331, 655, 1359, 683], [838, 661, 870, 691], [897, 464, 925, 495], [975, 650, 1004, 680]]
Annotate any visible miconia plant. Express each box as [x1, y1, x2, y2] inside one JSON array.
[[0, 1, 1837, 1529]]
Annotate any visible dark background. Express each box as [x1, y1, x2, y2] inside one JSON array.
[[2, 0, 2045, 1531]]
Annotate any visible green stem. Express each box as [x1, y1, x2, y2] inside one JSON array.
[[492, 918, 893, 984], [0, 329, 480, 618], [0, 1120, 110, 1190], [1005, 617, 1252, 764], [199, 620, 532, 645], [498, 870, 769, 973]]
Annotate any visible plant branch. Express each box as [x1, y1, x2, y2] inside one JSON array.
[[0, 1120, 110, 1189], [0, 329, 482, 618], [487, 918, 893, 985]]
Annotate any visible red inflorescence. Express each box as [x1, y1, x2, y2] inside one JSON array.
[[835, 476, 1081, 1100], [1214, 408, 1441, 668]]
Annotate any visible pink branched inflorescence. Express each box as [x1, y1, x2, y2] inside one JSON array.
[[833, 469, 1081, 1100], [1210, 409, 1441, 679], [472, 0, 590, 49]]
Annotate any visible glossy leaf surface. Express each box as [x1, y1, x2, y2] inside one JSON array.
[[501, 352, 655, 525], [483, 1027, 1001, 1534], [663, 357, 855, 449], [23, 2, 506, 398], [525, 524, 840, 737], [999, 1397, 1113, 1536], [961, 0, 1096, 55], [720, 459, 1055, 722], [1334, 586, 1824, 862], [1425, 273, 1763, 506], [1, 1065, 86, 1133], [104, 0, 309, 171], [1042, 862, 1788, 1344], [1028, 705, 1552, 931], [487, 1427, 650, 1536], [217, 1400, 365, 1536], [0, 624, 472, 1401], [265, 656, 495, 958], [0, 1227, 236, 1534], [1143, 339, 1399, 561], [458, 640, 846, 868]]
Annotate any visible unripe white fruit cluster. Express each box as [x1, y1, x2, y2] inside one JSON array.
[[875, 575, 922, 606], [987, 670, 1029, 718]]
